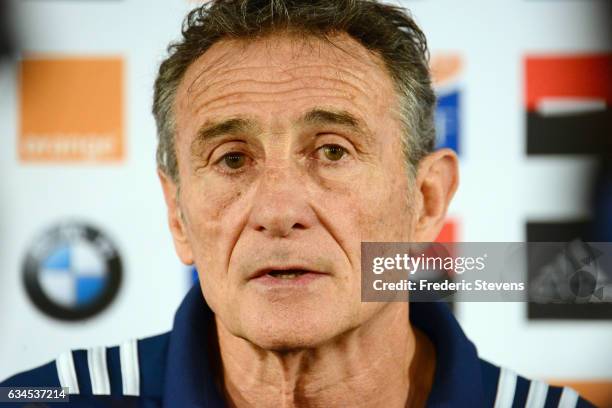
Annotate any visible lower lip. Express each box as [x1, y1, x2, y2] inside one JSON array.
[[250, 272, 326, 287]]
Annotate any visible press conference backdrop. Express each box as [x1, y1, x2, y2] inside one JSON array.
[[0, 0, 611, 405]]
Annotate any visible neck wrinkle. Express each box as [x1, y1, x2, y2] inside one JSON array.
[[215, 302, 434, 408]]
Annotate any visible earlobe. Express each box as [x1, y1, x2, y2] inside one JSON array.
[[157, 169, 194, 265], [413, 149, 459, 241]]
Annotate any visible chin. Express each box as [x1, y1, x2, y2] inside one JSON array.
[[238, 302, 352, 351], [244, 324, 339, 352]]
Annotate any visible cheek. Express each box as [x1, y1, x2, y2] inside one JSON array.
[[354, 172, 414, 242], [181, 181, 246, 265], [182, 183, 249, 314], [310, 166, 413, 277]]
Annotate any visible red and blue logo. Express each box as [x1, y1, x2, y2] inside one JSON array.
[[431, 53, 463, 154]]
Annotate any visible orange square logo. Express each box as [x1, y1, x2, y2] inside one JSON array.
[[19, 57, 124, 162]]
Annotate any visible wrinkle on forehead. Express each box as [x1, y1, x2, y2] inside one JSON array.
[[176, 32, 398, 119], [187, 32, 387, 88], [192, 68, 368, 110]]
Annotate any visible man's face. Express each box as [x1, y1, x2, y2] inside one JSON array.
[[170, 33, 417, 349]]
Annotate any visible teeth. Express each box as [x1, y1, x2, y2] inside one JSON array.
[[268, 270, 306, 279]]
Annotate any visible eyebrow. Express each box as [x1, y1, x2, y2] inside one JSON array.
[[196, 117, 258, 142], [190, 108, 373, 157], [301, 108, 360, 127], [299, 108, 374, 144], [191, 117, 258, 156]]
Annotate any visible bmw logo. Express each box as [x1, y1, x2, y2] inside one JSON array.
[[23, 222, 122, 321]]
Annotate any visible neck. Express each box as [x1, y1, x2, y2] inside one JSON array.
[[215, 303, 436, 408]]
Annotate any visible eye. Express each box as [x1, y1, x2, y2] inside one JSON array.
[[319, 144, 346, 161], [221, 152, 246, 169]]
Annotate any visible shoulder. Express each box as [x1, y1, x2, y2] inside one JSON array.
[[0, 332, 170, 407], [479, 359, 597, 408]]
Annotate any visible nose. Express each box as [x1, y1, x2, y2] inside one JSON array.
[[247, 164, 316, 238]]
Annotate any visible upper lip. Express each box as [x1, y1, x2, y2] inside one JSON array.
[[249, 266, 328, 280]]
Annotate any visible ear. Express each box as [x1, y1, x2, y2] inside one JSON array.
[[412, 148, 459, 242], [158, 169, 194, 265]]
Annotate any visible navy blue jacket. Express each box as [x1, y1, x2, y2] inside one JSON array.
[[0, 285, 596, 407]]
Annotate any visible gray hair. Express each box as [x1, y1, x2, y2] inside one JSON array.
[[153, 0, 436, 183]]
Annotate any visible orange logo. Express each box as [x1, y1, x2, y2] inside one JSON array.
[[19, 57, 124, 162]]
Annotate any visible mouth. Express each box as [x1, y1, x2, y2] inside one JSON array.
[[266, 269, 311, 279], [249, 267, 328, 286]]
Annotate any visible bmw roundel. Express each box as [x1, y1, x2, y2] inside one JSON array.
[[23, 222, 122, 321]]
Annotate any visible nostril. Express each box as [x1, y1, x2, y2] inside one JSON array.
[[292, 223, 306, 230]]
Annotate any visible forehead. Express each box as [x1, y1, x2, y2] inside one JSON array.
[[174, 32, 400, 134]]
